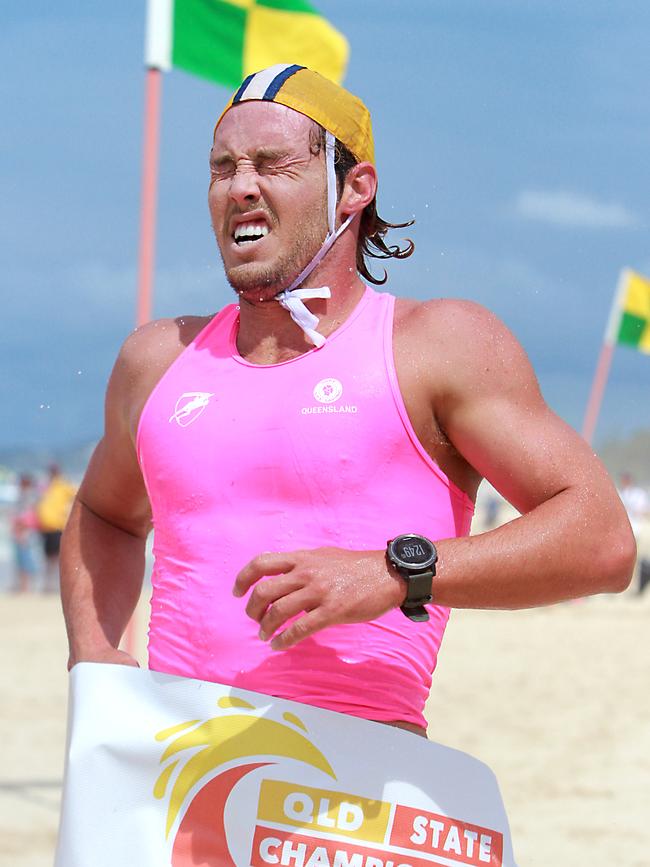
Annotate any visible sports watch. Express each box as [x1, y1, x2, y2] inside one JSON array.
[[386, 533, 438, 622]]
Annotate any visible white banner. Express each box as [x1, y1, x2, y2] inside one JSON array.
[[55, 664, 517, 867]]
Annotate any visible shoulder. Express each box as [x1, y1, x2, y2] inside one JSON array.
[[108, 314, 215, 437], [394, 298, 543, 427], [116, 314, 212, 375], [394, 296, 537, 392], [395, 296, 512, 343]]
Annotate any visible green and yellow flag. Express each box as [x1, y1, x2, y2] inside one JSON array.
[[145, 0, 348, 86], [612, 269, 650, 354]]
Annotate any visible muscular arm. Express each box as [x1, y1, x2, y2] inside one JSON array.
[[61, 450, 150, 668], [61, 314, 212, 667], [424, 300, 635, 607], [61, 330, 155, 668], [235, 300, 635, 648]]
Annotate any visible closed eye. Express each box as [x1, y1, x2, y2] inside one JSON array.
[[257, 159, 279, 175], [211, 160, 236, 180]]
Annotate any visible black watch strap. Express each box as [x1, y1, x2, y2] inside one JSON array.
[[387, 534, 437, 624], [399, 568, 434, 622]]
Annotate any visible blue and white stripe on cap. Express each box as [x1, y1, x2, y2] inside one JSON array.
[[232, 63, 305, 104]]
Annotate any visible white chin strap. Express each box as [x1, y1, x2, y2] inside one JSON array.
[[276, 130, 356, 348]]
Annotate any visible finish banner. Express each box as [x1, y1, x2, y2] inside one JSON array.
[[55, 664, 518, 867]]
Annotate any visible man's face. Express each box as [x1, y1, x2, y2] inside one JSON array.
[[209, 101, 329, 302]]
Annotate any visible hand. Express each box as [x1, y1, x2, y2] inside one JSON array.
[[233, 547, 406, 650], [67, 646, 140, 671]]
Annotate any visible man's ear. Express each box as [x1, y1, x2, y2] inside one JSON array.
[[339, 162, 378, 219]]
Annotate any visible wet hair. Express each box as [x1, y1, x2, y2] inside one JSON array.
[[310, 127, 414, 285]]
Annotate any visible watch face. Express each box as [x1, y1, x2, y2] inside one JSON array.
[[389, 534, 437, 570]]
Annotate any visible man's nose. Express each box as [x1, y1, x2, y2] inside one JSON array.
[[229, 165, 261, 207]]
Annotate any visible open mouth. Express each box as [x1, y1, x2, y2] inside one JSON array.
[[232, 221, 270, 245]]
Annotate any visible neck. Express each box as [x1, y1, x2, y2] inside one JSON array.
[[236, 269, 367, 364]]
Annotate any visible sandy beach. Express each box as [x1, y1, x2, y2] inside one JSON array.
[[1, 586, 648, 867]]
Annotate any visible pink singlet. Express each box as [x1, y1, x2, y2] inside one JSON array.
[[137, 287, 474, 727]]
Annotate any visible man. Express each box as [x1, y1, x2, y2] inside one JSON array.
[[618, 472, 648, 539], [617, 472, 648, 593], [61, 65, 635, 739], [11, 473, 39, 593], [37, 463, 76, 592]]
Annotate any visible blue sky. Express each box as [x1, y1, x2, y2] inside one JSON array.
[[2, 1, 649, 452]]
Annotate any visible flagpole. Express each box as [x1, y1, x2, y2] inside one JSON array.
[[581, 343, 614, 446], [581, 270, 628, 445], [121, 67, 162, 659], [122, 2, 171, 658], [136, 66, 163, 327]]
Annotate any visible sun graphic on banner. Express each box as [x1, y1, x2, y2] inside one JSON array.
[[153, 695, 336, 866]]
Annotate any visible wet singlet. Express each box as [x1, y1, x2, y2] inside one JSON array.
[[137, 287, 474, 727]]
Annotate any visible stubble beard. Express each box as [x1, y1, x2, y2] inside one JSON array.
[[220, 217, 328, 304]]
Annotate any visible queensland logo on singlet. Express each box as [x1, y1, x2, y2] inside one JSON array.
[[169, 392, 215, 427], [302, 378, 357, 415]]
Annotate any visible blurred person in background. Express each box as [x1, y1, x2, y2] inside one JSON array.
[[618, 472, 649, 594], [37, 464, 76, 593], [10, 473, 39, 593], [618, 472, 648, 539], [482, 496, 501, 531]]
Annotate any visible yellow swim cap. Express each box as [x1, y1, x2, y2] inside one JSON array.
[[216, 63, 374, 165]]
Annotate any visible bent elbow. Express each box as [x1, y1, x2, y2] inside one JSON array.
[[600, 524, 637, 594]]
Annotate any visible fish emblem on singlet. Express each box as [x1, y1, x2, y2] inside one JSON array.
[[169, 392, 215, 427]]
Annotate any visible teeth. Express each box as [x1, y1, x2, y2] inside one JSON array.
[[234, 223, 269, 241]]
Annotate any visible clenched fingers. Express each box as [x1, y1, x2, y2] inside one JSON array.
[[245, 572, 305, 624], [257, 588, 316, 642], [270, 609, 329, 651], [233, 552, 296, 597]]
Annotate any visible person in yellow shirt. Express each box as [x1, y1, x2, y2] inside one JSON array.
[[37, 464, 76, 592]]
